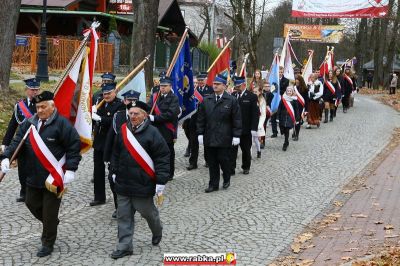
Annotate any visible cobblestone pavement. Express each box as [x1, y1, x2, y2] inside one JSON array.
[[0, 95, 399, 265]]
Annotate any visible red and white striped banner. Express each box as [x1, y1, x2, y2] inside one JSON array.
[[344, 74, 353, 85], [152, 93, 176, 133], [17, 100, 33, 119], [216, 37, 228, 49], [29, 125, 66, 194], [121, 123, 155, 181], [194, 88, 204, 103], [294, 86, 305, 107], [324, 80, 336, 94]]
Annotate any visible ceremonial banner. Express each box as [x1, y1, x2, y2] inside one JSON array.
[[269, 54, 281, 113], [291, 0, 389, 18], [171, 38, 196, 122], [207, 48, 231, 87], [284, 24, 345, 43], [117, 70, 146, 102]]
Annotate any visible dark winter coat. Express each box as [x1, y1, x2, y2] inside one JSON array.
[[231, 90, 259, 135], [189, 85, 214, 130], [323, 80, 339, 102], [197, 91, 242, 148], [103, 110, 128, 162], [277, 97, 300, 129], [110, 119, 170, 198], [1, 110, 81, 188]]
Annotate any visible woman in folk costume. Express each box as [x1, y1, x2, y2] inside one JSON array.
[[293, 75, 309, 141], [250, 69, 264, 90], [277, 86, 300, 151], [306, 74, 323, 129], [251, 86, 266, 158], [322, 70, 340, 123], [333, 67, 343, 117]]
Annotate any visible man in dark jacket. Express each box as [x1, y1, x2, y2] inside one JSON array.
[[270, 67, 289, 138], [1, 91, 81, 257], [197, 74, 242, 193], [148, 76, 180, 181], [103, 89, 140, 218], [2, 78, 40, 202], [187, 72, 214, 170], [230, 76, 259, 175], [110, 101, 170, 259], [92, 72, 116, 106], [91, 82, 123, 206]]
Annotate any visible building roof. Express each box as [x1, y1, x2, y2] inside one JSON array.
[[22, 0, 79, 8]]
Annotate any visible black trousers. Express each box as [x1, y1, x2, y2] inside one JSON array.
[[93, 149, 106, 202], [108, 171, 117, 209], [205, 146, 231, 188], [389, 87, 396, 94], [188, 126, 199, 166], [17, 161, 27, 198], [25, 186, 61, 247], [182, 119, 191, 150], [230, 134, 252, 171], [270, 113, 278, 135], [167, 142, 175, 179], [280, 126, 290, 145], [342, 95, 350, 109]]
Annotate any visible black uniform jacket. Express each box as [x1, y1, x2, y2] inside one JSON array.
[[189, 85, 214, 130], [2, 98, 36, 146], [110, 119, 170, 198], [104, 110, 127, 162], [196, 91, 242, 148], [93, 98, 123, 151], [279, 76, 290, 96], [148, 91, 180, 144], [1, 110, 81, 188], [231, 90, 259, 135]]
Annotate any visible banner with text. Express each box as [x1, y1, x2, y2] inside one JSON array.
[[291, 0, 389, 18], [284, 24, 345, 43]]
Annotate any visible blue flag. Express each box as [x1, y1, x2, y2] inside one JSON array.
[[269, 55, 281, 113], [171, 38, 196, 122]]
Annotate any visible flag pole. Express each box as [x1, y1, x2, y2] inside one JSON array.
[[302, 50, 313, 78], [96, 55, 150, 109], [207, 36, 235, 73], [238, 53, 250, 77], [150, 27, 190, 115], [53, 21, 100, 95]]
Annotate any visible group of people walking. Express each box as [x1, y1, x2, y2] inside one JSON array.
[[0, 61, 358, 259]]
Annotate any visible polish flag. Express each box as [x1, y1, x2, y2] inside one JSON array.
[[302, 50, 313, 83]]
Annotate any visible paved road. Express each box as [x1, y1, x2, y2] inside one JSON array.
[[0, 95, 399, 265]]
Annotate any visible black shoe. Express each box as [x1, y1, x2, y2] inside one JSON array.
[[89, 200, 106, 207], [112, 210, 117, 219], [223, 181, 230, 189], [257, 151, 261, 158], [152, 235, 162, 246], [37, 246, 53, 257], [243, 169, 249, 175], [205, 186, 219, 193], [293, 136, 299, 141], [186, 164, 198, 170], [111, 250, 133, 259], [271, 134, 278, 138], [282, 143, 288, 151], [16, 196, 25, 202], [330, 117, 333, 122]]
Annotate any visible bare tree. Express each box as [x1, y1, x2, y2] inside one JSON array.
[[130, 0, 160, 89], [0, 0, 21, 91]]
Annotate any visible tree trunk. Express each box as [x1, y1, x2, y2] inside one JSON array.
[[130, 0, 160, 90], [372, 19, 381, 89], [0, 0, 22, 91], [383, 0, 398, 88], [354, 18, 368, 87]]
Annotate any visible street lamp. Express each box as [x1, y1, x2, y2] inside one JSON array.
[[36, 0, 49, 81]]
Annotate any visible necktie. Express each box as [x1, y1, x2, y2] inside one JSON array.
[[216, 95, 220, 102], [39, 120, 46, 133]]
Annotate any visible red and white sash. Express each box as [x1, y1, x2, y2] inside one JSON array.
[[282, 98, 296, 123], [17, 100, 33, 119], [152, 93, 176, 134], [194, 88, 204, 103], [121, 123, 156, 181], [294, 87, 305, 107], [324, 80, 336, 95], [29, 125, 66, 193], [344, 74, 353, 86]]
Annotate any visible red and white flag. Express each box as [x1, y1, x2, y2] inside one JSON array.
[[302, 50, 313, 83], [282, 97, 296, 123], [216, 36, 228, 49]]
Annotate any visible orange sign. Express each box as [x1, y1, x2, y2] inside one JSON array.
[[284, 24, 344, 43]]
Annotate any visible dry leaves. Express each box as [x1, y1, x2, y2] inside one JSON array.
[[341, 256, 352, 261], [342, 189, 353, 194], [384, 224, 394, 230], [351, 214, 368, 218], [291, 233, 314, 254], [374, 221, 383, 225], [333, 201, 344, 207], [296, 259, 314, 266]]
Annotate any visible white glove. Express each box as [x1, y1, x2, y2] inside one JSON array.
[[1, 158, 10, 173], [92, 112, 101, 122], [0, 145, 6, 153], [232, 137, 240, 146], [149, 115, 155, 122], [251, 130, 257, 137], [92, 105, 97, 113], [198, 135, 204, 145], [112, 174, 116, 183], [156, 184, 165, 195], [63, 170, 75, 184]]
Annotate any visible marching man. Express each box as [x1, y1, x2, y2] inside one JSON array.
[[109, 101, 170, 259], [0, 91, 82, 257]]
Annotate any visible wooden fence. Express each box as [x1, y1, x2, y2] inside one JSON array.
[[12, 35, 113, 73]]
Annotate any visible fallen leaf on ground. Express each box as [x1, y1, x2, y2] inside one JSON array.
[[374, 221, 383, 224], [341, 256, 352, 261], [384, 235, 399, 238], [333, 200, 344, 207], [351, 214, 368, 218], [291, 243, 301, 253], [296, 259, 314, 266], [342, 189, 353, 194], [296, 233, 313, 243], [384, 224, 394, 230]]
